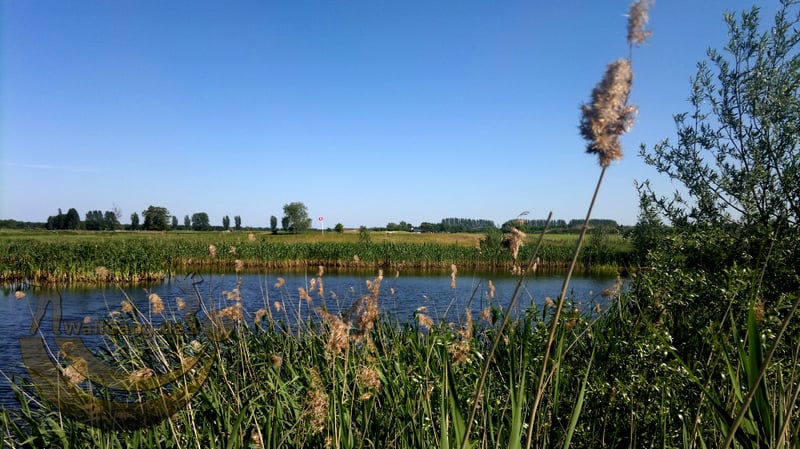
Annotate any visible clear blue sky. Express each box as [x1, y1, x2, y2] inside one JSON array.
[[0, 1, 781, 228]]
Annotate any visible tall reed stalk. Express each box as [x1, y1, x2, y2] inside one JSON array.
[[523, 2, 651, 447]]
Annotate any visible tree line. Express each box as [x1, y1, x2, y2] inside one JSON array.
[[15, 203, 621, 234]]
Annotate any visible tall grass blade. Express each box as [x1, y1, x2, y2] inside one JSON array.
[[563, 343, 595, 449]]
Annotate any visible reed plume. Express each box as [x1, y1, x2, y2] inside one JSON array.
[[149, 293, 164, 314], [627, 0, 653, 47], [579, 58, 636, 167]]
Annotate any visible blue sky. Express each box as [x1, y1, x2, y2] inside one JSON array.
[[0, 1, 781, 228]]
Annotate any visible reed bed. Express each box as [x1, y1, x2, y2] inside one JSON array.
[[0, 267, 608, 448], [4, 264, 796, 448], [0, 234, 631, 285]]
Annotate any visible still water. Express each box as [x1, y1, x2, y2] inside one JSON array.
[[0, 269, 619, 411]]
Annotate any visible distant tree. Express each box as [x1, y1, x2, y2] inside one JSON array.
[[567, 218, 618, 229], [130, 212, 140, 230], [171, 216, 179, 230], [84, 210, 105, 230], [281, 216, 289, 232], [184, 215, 191, 229], [386, 222, 413, 232], [191, 212, 211, 231], [222, 215, 230, 230], [282, 202, 310, 233], [0, 219, 44, 230], [334, 223, 344, 233], [46, 209, 65, 230], [104, 211, 121, 230], [440, 218, 496, 233], [270, 215, 278, 234], [234, 215, 242, 230], [142, 206, 170, 231], [112, 204, 123, 223], [64, 208, 81, 230], [418, 222, 439, 233]]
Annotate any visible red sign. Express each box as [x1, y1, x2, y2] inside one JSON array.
[[318, 216, 324, 221]]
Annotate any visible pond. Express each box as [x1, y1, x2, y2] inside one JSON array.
[[0, 269, 620, 411]]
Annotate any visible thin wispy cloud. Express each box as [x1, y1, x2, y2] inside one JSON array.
[[4, 162, 101, 173]]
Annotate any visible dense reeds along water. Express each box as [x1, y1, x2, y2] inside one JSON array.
[[0, 269, 618, 411]]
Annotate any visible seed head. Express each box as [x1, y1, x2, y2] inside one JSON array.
[[627, 0, 653, 47], [321, 310, 350, 356], [579, 58, 637, 167], [63, 359, 87, 385], [254, 308, 267, 324], [356, 366, 382, 392], [501, 227, 526, 260], [149, 293, 164, 314], [416, 311, 433, 330], [95, 266, 109, 280]]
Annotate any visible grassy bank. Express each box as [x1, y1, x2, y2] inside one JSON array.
[[0, 230, 632, 285]]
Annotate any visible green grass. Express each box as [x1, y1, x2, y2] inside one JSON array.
[[4, 266, 794, 449], [0, 269, 602, 448], [0, 230, 632, 285]]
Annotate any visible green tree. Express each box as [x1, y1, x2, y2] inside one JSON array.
[[142, 206, 170, 231], [639, 1, 800, 298], [64, 208, 81, 230], [222, 215, 230, 230], [234, 215, 241, 230], [270, 215, 278, 234], [184, 215, 191, 229], [46, 209, 64, 230], [85, 210, 118, 230], [171, 216, 178, 230], [191, 212, 211, 231], [632, 184, 666, 265], [282, 202, 310, 233], [334, 223, 344, 234], [130, 212, 140, 230], [104, 211, 121, 230]]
